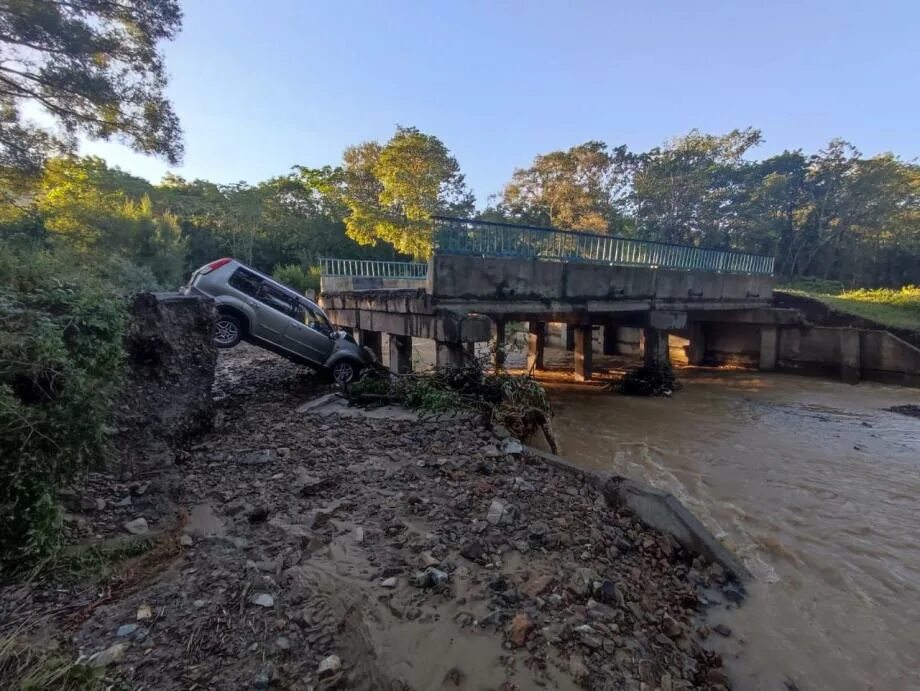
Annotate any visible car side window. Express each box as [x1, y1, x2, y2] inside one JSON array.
[[228, 268, 261, 297], [256, 283, 297, 318]]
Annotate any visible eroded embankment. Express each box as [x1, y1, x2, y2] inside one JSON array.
[[1, 345, 740, 690]]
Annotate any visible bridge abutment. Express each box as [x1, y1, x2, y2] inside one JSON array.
[[527, 321, 546, 372], [574, 325, 594, 381], [388, 334, 412, 374]]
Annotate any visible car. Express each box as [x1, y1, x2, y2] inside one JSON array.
[[184, 258, 371, 383]]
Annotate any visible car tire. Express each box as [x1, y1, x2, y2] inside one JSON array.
[[214, 314, 243, 348], [331, 359, 360, 384]]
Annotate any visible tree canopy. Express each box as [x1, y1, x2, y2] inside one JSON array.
[[0, 0, 184, 176]]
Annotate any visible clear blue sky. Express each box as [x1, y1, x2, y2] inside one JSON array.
[[84, 0, 920, 205]]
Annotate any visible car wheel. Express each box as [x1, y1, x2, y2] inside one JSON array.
[[214, 314, 242, 348], [331, 360, 359, 384]]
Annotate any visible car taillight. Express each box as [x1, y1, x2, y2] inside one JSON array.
[[199, 258, 232, 275]]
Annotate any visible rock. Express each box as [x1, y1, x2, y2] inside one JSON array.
[[574, 624, 603, 649], [501, 438, 524, 455], [251, 593, 274, 608], [522, 574, 555, 599], [569, 655, 590, 684], [252, 671, 270, 690], [492, 424, 511, 439], [275, 636, 291, 651], [486, 499, 514, 526], [381, 577, 398, 588], [513, 477, 535, 492], [95, 498, 107, 512], [295, 469, 332, 497], [507, 611, 534, 647], [355, 526, 365, 544], [193, 599, 206, 609], [317, 654, 342, 677], [419, 551, 440, 567], [713, 624, 732, 637], [276, 447, 291, 458], [476, 460, 495, 475], [415, 567, 449, 588], [596, 579, 619, 604], [481, 444, 502, 458], [136, 604, 152, 620], [130, 481, 151, 497], [123, 517, 148, 535], [179, 534, 193, 547], [460, 540, 486, 563], [247, 506, 270, 523], [661, 614, 683, 639], [86, 643, 128, 668], [116, 624, 138, 638]]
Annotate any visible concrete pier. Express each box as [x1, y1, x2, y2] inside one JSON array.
[[759, 325, 778, 371], [643, 328, 671, 368], [494, 319, 506, 370], [436, 340, 467, 370], [359, 329, 382, 362], [574, 325, 593, 381], [527, 321, 546, 372], [388, 334, 412, 374]]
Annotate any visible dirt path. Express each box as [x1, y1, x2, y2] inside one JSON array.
[[1, 347, 737, 690]]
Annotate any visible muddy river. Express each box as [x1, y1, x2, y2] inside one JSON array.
[[545, 366, 920, 690]]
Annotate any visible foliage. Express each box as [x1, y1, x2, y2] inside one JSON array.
[[0, 241, 125, 566], [345, 357, 553, 441], [0, 0, 184, 172], [0, 634, 105, 691], [317, 126, 475, 258], [789, 284, 920, 331], [272, 263, 320, 295]]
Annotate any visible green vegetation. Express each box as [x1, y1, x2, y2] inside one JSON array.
[[785, 284, 920, 331], [0, 634, 106, 691]]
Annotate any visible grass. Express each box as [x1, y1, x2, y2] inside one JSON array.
[[0, 634, 105, 691], [780, 282, 920, 332]]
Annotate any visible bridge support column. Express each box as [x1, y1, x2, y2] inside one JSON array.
[[687, 322, 706, 366], [527, 321, 545, 372], [436, 340, 466, 370], [759, 326, 777, 371], [840, 328, 861, 384], [574, 325, 593, 381], [643, 328, 671, 369], [603, 323, 618, 355], [565, 324, 576, 352], [388, 334, 412, 374], [359, 329, 383, 362], [493, 319, 506, 370]]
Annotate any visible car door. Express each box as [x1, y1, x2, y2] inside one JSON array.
[[283, 301, 335, 364], [249, 282, 298, 345]]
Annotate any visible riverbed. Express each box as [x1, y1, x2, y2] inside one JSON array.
[[544, 365, 920, 690]]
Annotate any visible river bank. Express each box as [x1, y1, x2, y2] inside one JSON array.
[[0, 346, 738, 690]]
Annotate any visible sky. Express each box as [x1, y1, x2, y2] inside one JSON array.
[[83, 0, 920, 205]]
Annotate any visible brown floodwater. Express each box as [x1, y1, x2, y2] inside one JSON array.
[[388, 337, 920, 688], [541, 358, 920, 690]]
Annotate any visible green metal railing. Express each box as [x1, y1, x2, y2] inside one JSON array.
[[432, 217, 775, 275], [318, 257, 428, 279]]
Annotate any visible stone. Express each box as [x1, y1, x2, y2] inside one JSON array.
[[136, 604, 152, 620], [419, 551, 440, 567], [501, 438, 524, 455], [508, 611, 534, 647], [415, 567, 449, 588], [481, 444, 502, 458], [116, 624, 138, 638], [247, 506, 270, 523], [713, 624, 732, 637], [179, 534, 193, 547], [355, 526, 365, 544], [381, 577, 398, 588], [86, 643, 128, 668], [296, 470, 332, 497], [661, 614, 683, 639], [95, 498, 107, 512], [252, 672, 270, 690], [596, 579, 619, 604], [513, 477, 535, 492], [317, 654, 342, 677], [123, 517, 148, 535], [522, 574, 555, 599], [251, 593, 274, 608], [275, 636, 291, 651], [460, 540, 486, 563], [130, 481, 151, 497], [486, 499, 513, 526], [193, 599, 206, 609]]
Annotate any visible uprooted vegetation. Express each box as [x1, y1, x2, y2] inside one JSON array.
[[344, 358, 557, 450], [616, 363, 683, 397]]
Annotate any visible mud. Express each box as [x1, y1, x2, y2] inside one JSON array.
[[1, 346, 738, 691]]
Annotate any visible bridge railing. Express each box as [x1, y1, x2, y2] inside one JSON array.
[[318, 257, 428, 279], [432, 217, 775, 275]]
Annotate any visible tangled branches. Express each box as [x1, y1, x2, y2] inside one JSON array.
[[345, 358, 556, 450]]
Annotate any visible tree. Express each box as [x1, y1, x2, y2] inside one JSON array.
[[496, 141, 633, 233], [0, 0, 184, 175], [332, 126, 474, 258]]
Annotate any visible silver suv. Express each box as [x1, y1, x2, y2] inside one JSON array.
[[184, 258, 370, 383]]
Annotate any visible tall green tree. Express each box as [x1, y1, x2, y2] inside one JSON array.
[[329, 126, 474, 258]]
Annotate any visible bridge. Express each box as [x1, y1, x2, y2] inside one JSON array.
[[319, 217, 778, 380]]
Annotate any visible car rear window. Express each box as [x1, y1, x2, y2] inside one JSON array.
[[228, 268, 261, 297]]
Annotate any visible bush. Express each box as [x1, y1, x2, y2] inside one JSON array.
[[0, 243, 125, 566], [272, 263, 321, 295]]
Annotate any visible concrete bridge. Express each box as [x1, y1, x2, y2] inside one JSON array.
[[319, 218, 786, 380]]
